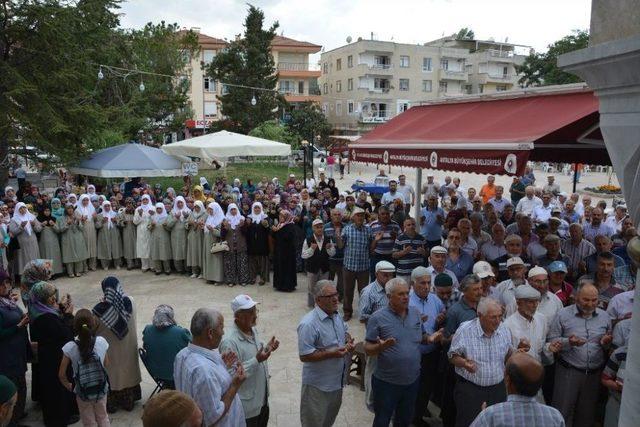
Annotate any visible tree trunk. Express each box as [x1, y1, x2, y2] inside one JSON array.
[[0, 133, 8, 189]]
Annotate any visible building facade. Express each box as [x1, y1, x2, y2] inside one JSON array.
[[319, 36, 530, 134], [183, 29, 321, 136]]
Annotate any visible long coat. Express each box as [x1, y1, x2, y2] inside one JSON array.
[[133, 209, 151, 259], [38, 222, 63, 275], [185, 211, 206, 268], [55, 217, 89, 264], [166, 215, 188, 261], [8, 219, 42, 273], [148, 218, 172, 261], [119, 213, 137, 260], [75, 213, 97, 259], [272, 223, 298, 291], [95, 214, 123, 260], [202, 226, 224, 282]]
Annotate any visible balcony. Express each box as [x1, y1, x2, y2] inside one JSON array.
[[440, 47, 469, 59], [477, 73, 518, 84], [440, 69, 468, 81], [277, 62, 321, 77], [358, 86, 392, 94], [487, 49, 514, 59], [358, 63, 394, 74], [359, 114, 391, 123]]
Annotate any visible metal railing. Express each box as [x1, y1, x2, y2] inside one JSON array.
[[277, 62, 320, 71], [358, 63, 394, 72], [487, 49, 514, 58]]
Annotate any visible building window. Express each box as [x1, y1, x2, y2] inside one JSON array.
[[479, 84, 484, 94], [496, 84, 508, 92], [323, 62, 328, 74], [400, 55, 410, 68], [464, 84, 472, 94], [439, 81, 448, 93], [347, 55, 353, 68], [399, 79, 409, 91], [348, 101, 354, 114], [503, 66, 509, 76], [336, 80, 342, 92], [336, 58, 342, 71], [347, 78, 353, 91], [204, 101, 217, 118], [440, 59, 449, 70], [422, 57, 432, 72], [203, 50, 216, 64], [323, 83, 328, 94], [204, 77, 216, 92], [298, 81, 305, 94], [321, 103, 328, 116], [279, 80, 295, 94], [398, 102, 409, 113], [221, 84, 229, 95], [374, 78, 390, 90], [422, 80, 432, 92], [336, 102, 342, 116]]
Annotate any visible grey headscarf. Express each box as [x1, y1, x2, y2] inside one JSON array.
[[152, 304, 176, 329]]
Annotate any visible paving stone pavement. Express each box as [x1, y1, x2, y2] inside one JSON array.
[[19, 268, 376, 427]]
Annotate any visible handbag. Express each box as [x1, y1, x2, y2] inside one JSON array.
[[210, 241, 229, 254]]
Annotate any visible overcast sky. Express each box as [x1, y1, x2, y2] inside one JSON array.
[[118, 0, 591, 57]]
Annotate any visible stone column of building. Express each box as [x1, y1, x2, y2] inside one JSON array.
[[558, 1, 640, 425]]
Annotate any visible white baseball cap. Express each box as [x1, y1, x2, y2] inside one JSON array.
[[506, 257, 525, 268], [528, 266, 548, 278], [473, 261, 495, 279], [231, 294, 258, 313], [375, 260, 396, 273]]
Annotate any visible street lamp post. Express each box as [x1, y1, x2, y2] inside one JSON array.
[[301, 139, 309, 188]]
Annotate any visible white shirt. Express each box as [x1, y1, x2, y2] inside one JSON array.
[[606, 290, 634, 320], [381, 191, 404, 206], [488, 197, 510, 214], [532, 205, 553, 223], [604, 215, 626, 233], [504, 311, 551, 363], [496, 279, 529, 317], [425, 266, 459, 289], [536, 292, 564, 328], [301, 235, 337, 259], [515, 196, 542, 216], [583, 222, 614, 243]]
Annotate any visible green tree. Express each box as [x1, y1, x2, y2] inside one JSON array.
[[286, 103, 331, 148], [249, 121, 297, 145], [207, 4, 283, 134], [517, 30, 589, 87], [0, 0, 197, 186], [456, 27, 475, 40]]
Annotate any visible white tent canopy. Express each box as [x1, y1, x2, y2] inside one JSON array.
[[161, 130, 291, 162]]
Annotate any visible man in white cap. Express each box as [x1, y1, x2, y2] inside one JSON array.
[[494, 257, 529, 317], [359, 260, 396, 411], [220, 295, 280, 427], [473, 260, 497, 298], [527, 266, 563, 327], [421, 174, 439, 200], [426, 245, 459, 287], [605, 204, 628, 233], [302, 219, 336, 307]]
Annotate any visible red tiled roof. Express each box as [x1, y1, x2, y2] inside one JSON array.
[[271, 35, 321, 49]]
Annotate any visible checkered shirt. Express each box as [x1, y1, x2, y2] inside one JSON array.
[[341, 223, 372, 272]]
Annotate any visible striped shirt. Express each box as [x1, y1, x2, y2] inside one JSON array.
[[449, 318, 513, 386], [323, 222, 344, 261], [340, 223, 372, 272], [582, 222, 615, 243], [358, 281, 388, 322], [470, 395, 565, 427], [393, 232, 427, 275], [561, 238, 596, 273], [369, 220, 401, 256]]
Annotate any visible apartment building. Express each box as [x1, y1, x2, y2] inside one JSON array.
[[319, 36, 530, 134], [183, 29, 322, 135]]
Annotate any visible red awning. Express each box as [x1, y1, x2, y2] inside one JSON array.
[[349, 88, 606, 176]]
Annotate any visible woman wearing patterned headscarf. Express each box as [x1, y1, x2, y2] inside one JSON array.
[[142, 305, 191, 388], [95, 201, 122, 270], [56, 204, 88, 278], [29, 281, 76, 426], [8, 202, 42, 274], [185, 201, 206, 278], [93, 276, 141, 413]]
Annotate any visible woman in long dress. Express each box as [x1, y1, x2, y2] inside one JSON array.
[[271, 210, 298, 292], [246, 202, 271, 285], [92, 276, 141, 413], [37, 206, 63, 276], [76, 194, 98, 271], [8, 202, 42, 275], [95, 201, 123, 270], [133, 194, 153, 272], [221, 203, 250, 286], [56, 204, 88, 277], [166, 196, 189, 274], [119, 198, 137, 270], [185, 201, 206, 278], [148, 203, 172, 275], [201, 202, 225, 284]]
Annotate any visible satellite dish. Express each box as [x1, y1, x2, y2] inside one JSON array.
[[346, 36, 352, 43]]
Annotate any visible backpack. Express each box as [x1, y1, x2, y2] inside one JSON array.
[[74, 341, 109, 402]]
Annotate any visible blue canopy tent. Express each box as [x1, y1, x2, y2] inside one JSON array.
[[69, 143, 185, 178]]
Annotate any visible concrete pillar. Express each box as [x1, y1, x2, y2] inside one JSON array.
[[558, 2, 640, 424], [414, 168, 423, 220]]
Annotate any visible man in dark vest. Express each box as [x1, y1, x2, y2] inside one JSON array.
[[302, 218, 336, 307]]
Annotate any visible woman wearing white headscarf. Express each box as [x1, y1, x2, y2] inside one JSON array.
[[75, 193, 98, 270], [201, 202, 225, 283], [166, 196, 190, 274], [148, 202, 172, 275], [222, 203, 250, 286], [185, 201, 206, 278], [95, 201, 123, 270], [246, 202, 271, 285], [133, 194, 153, 271], [8, 202, 42, 273]]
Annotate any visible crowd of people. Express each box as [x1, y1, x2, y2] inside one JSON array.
[[0, 165, 636, 427]]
